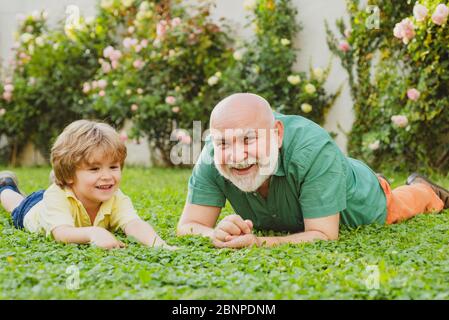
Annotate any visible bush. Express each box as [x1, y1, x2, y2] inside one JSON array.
[[327, 0, 449, 172], [221, 0, 340, 126], [1, 0, 339, 166]]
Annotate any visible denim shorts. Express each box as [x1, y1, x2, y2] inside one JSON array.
[[11, 190, 45, 229]]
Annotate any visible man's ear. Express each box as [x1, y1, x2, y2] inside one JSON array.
[[275, 120, 284, 148]]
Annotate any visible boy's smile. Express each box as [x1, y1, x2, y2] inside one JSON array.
[[68, 155, 122, 217]]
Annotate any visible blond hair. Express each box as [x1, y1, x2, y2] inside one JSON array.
[[50, 120, 127, 187]]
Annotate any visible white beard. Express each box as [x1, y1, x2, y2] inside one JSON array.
[[215, 142, 279, 193]]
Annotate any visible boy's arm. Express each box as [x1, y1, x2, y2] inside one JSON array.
[[52, 225, 125, 249], [213, 213, 340, 248], [124, 218, 173, 248]]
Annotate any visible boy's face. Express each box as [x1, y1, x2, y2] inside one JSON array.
[[68, 154, 122, 209]]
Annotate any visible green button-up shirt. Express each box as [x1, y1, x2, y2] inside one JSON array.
[[187, 113, 387, 232]]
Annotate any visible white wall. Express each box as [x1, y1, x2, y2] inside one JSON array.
[[0, 0, 353, 165]]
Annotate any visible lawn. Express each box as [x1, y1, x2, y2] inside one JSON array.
[[1, 167, 449, 299]]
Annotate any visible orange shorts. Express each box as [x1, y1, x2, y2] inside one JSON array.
[[377, 177, 444, 224]]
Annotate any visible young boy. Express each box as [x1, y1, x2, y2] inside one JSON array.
[[0, 120, 173, 250]]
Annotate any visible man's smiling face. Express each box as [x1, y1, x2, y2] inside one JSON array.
[[210, 93, 284, 192]]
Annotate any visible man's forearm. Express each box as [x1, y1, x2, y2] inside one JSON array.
[[177, 222, 215, 239], [257, 230, 331, 247]]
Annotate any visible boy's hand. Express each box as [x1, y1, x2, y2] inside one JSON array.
[[213, 214, 253, 242], [89, 228, 126, 249]]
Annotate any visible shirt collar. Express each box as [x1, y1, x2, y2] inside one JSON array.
[[63, 187, 114, 217]]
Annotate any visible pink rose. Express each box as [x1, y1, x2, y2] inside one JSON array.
[[2, 91, 12, 102], [413, 3, 428, 22], [98, 90, 106, 97], [140, 39, 149, 48], [123, 37, 133, 49], [172, 106, 180, 113], [92, 81, 98, 89], [165, 96, 176, 105], [171, 17, 182, 27], [156, 20, 168, 39], [133, 59, 145, 69], [391, 115, 409, 128], [103, 46, 114, 59], [407, 88, 420, 101], [175, 131, 191, 144], [3, 84, 14, 92], [137, 88, 144, 95], [432, 4, 449, 25], [130, 104, 139, 112], [111, 60, 119, 69], [128, 26, 135, 34], [134, 44, 142, 53], [393, 18, 415, 44], [0, 108, 6, 116], [97, 79, 107, 89], [338, 40, 350, 52], [82, 82, 91, 93], [109, 49, 122, 61], [101, 62, 112, 73]]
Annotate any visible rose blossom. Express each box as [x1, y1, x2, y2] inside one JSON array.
[[165, 96, 176, 105], [407, 88, 420, 101], [98, 90, 106, 97], [338, 40, 351, 52], [393, 18, 415, 44], [431, 4, 449, 25], [172, 106, 180, 113], [156, 20, 168, 39], [97, 79, 107, 89], [82, 82, 91, 93], [413, 3, 428, 22], [3, 84, 14, 92], [131, 104, 139, 111], [2, 91, 12, 102], [103, 46, 114, 58], [171, 17, 182, 27], [391, 115, 409, 128], [133, 59, 145, 69]]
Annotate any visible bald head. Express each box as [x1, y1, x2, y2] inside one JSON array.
[[210, 93, 275, 130]]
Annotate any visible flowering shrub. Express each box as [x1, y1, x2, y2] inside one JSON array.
[[326, 0, 449, 172], [84, 0, 233, 165], [0, 10, 112, 163], [1, 0, 338, 166], [221, 0, 339, 125]]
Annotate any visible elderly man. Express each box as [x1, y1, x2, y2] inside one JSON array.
[[177, 93, 449, 248]]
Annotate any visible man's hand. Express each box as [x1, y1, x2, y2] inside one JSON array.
[[213, 234, 260, 249], [89, 228, 126, 249], [213, 214, 253, 242]]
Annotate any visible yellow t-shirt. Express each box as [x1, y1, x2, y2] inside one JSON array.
[[23, 183, 141, 236]]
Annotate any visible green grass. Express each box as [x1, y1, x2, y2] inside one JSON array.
[[1, 167, 449, 299]]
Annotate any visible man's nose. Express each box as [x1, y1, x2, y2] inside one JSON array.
[[232, 144, 247, 163]]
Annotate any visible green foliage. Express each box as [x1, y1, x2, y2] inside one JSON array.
[[86, 0, 233, 165], [327, 0, 449, 172], [221, 0, 340, 125], [1, 167, 449, 299], [0, 0, 339, 167], [0, 11, 112, 163]]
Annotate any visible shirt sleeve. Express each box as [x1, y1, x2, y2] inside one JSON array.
[[187, 140, 226, 208], [110, 190, 141, 231], [41, 186, 76, 236], [297, 141, 347, 219]]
